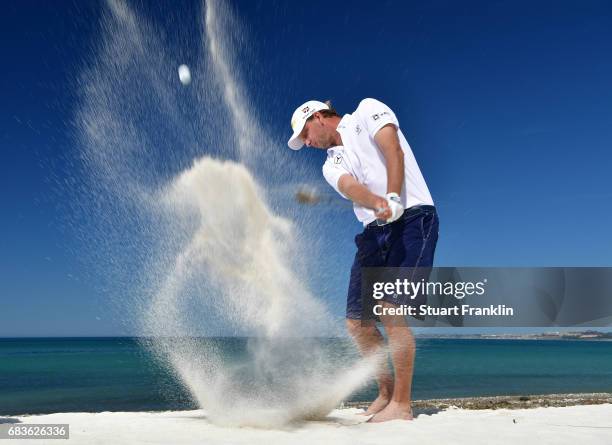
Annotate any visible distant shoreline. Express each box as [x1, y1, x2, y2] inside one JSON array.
[[343, 392, 612, 411], [1, 332, 612, 341], [416, 335, 612, 341]]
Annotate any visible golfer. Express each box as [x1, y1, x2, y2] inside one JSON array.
[[287, 98, 439, 422]]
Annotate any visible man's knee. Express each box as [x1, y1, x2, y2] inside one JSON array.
[[346, 318, 378, 339]]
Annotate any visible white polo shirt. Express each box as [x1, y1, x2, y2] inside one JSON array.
[[322, 98, 434, 226]]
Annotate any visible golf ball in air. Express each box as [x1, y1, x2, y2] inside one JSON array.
[[178, 64, 191, 85]]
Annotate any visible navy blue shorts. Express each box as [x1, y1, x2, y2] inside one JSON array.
[[346, 205, 439, 320]]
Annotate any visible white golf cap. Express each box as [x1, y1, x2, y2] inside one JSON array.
[[287, 100, 330, 150]]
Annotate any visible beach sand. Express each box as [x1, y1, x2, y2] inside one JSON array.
[[5, 403, 612, 445]]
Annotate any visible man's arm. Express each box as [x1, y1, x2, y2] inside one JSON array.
[[374, 124, 404, 195], [338, 174, 392, 220]]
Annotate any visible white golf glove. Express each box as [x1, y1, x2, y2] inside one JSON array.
[[384, 192, 404, 223]]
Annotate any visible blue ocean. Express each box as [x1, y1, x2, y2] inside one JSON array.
[[1, 337, 611, 416]]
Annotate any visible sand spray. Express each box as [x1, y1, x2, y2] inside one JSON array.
[[74, 0, 378, 427]]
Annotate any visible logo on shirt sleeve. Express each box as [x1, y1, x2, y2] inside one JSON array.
[[371, 111, 390, 121], [334, 154, 343, 164]]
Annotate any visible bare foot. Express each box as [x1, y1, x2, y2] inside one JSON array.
[[358, 394, 391, 415], [367, 401, 413, 422]]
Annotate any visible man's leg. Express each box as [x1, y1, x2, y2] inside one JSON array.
[[346, 318, 394, 415], [368, 301, 415, 422], [367, 208, 438, 422]]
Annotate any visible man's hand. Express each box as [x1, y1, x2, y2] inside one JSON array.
[[384, 192, 404, 223], [375, 193, 404, 223], [339, 175, 404, 223], [373, 196, 392, 221]]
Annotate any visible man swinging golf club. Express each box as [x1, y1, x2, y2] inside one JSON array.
[[287, 98, 439, 422]]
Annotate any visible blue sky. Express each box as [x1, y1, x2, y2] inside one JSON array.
[[1, 0, 611, 336]]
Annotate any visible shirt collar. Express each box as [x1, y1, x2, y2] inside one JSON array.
[[336, 113, 351, 132], [326, 145, 342, 155]]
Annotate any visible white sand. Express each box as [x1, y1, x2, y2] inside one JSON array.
[[8, 404, 612, 445]]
